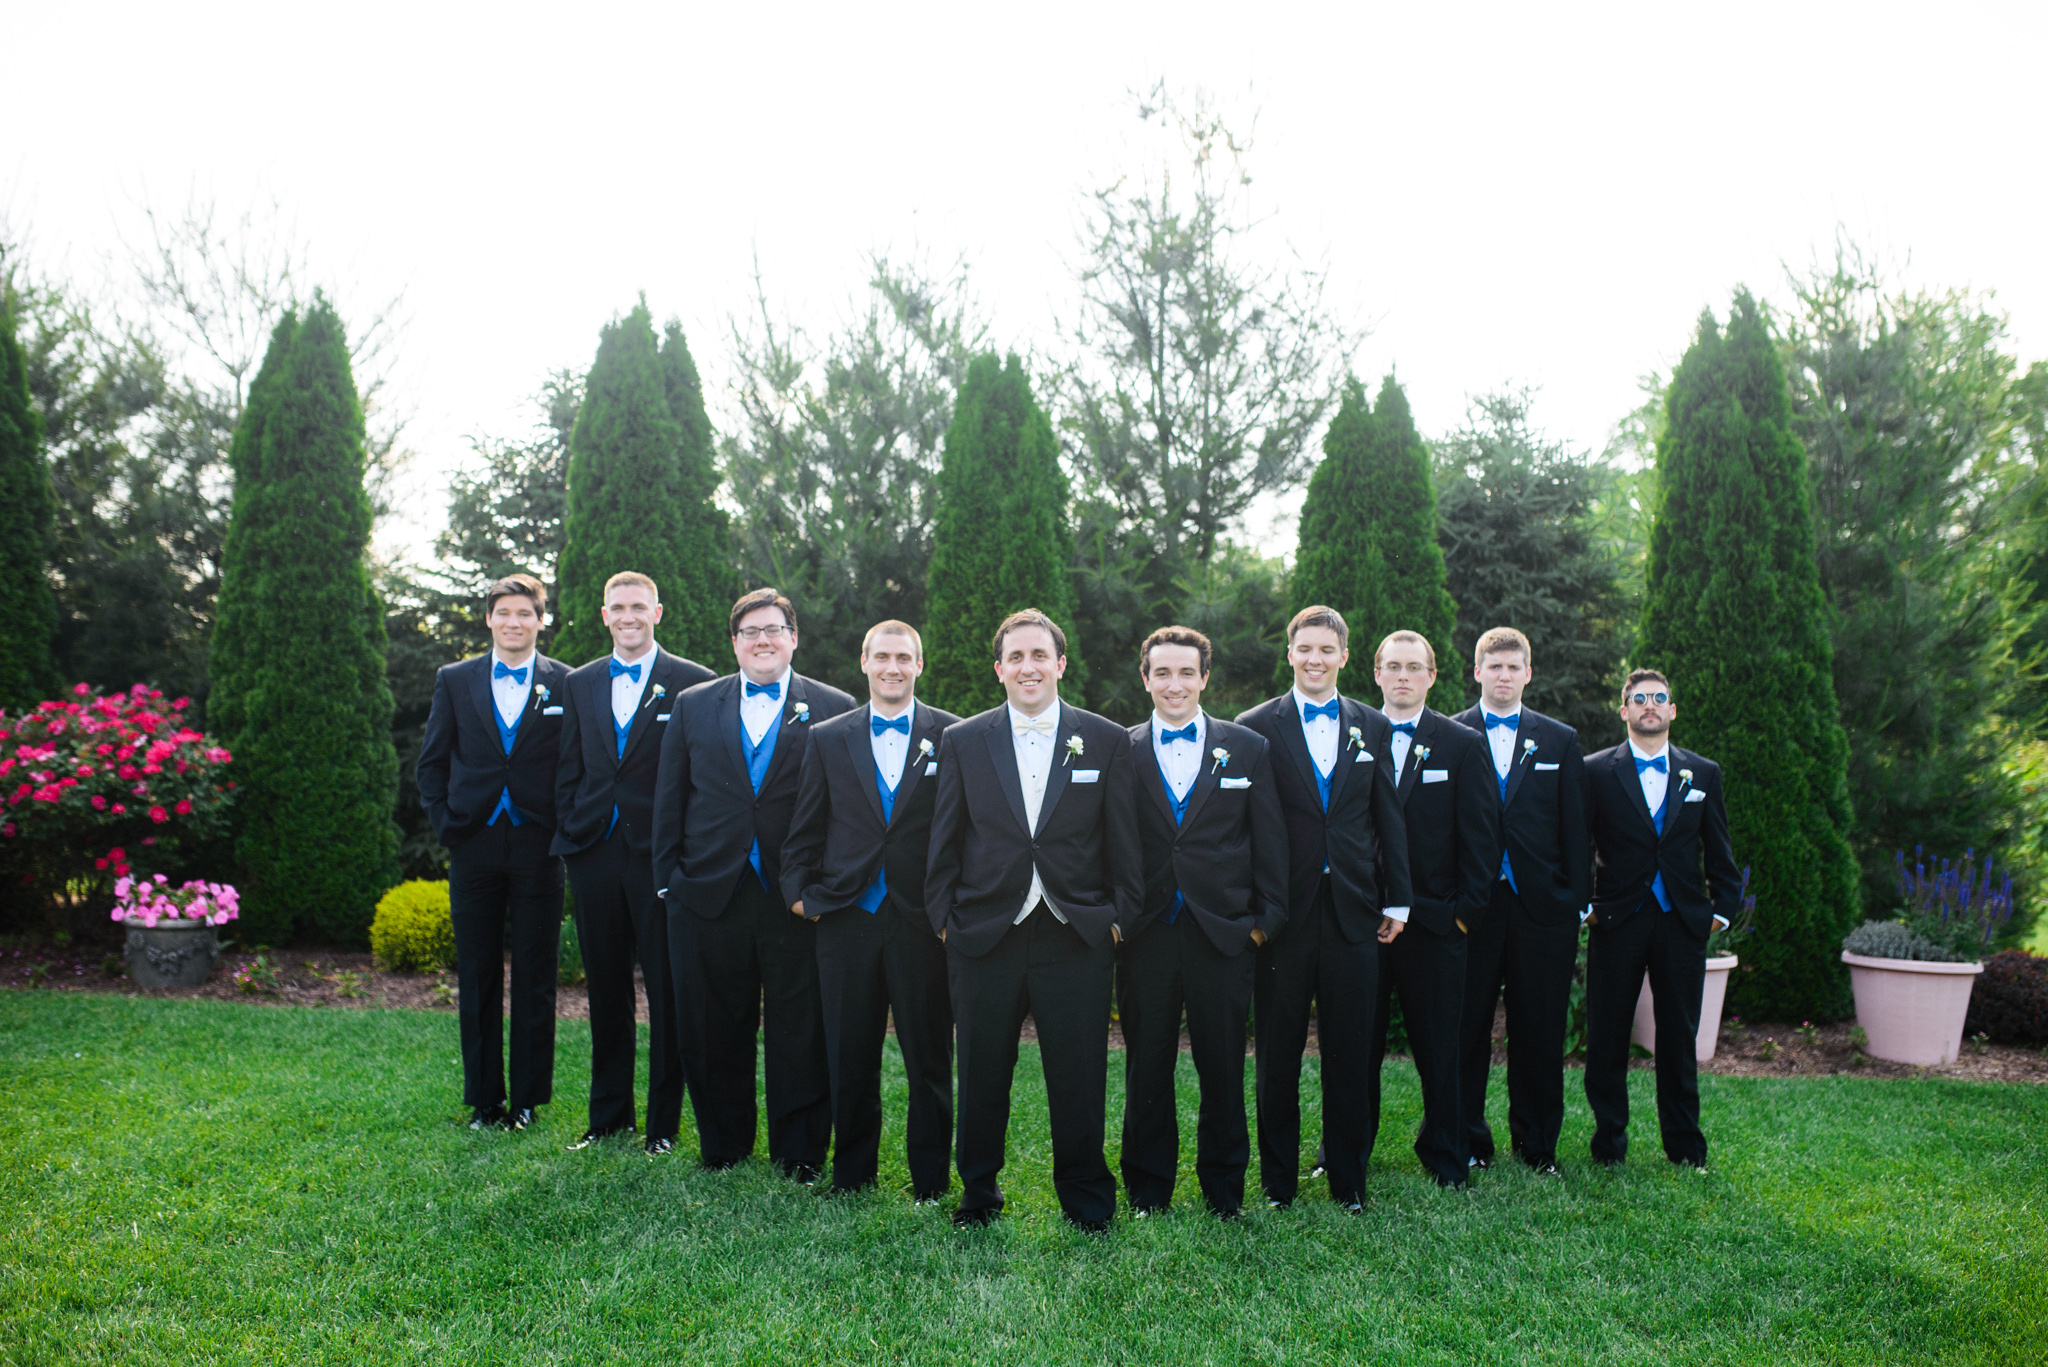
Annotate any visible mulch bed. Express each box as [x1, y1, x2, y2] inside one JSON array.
[[8, 936, 2044, 1082]]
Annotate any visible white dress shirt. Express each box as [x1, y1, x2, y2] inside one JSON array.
[[1481, 705, 1522, 781], [609, 649, 655, 730], [1150, 710, 1206, 805], [740, 666, 792, 746], [1630, 738, 1671, 818], [870, 701, 914, 791], [1292, 687, 1341, 775], [1385, 709, 1423, 777], [1009, 701, 1065, 925], [490, 650, 536, 729]]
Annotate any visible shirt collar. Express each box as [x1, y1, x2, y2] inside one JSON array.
[[1291, 687, 1341, 716], [1150, 710, 1206, 741], [1007, 700, 1061, 731], [1629, 738, 1670, 763]]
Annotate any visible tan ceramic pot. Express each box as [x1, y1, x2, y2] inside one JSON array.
[[1842, 950, 1982, 1065]]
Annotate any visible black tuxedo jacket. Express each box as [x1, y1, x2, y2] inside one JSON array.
[[1450, 703, 1590, 923], [1233, 693, 1413, 944], [550, 647, 717, 859], [1584, 742, 1740, 941], [925, 701, 1144, 959], [651, 671, 857, 918], [1126, 716, 1288, 957], [1389, 707, 1501, 937], [418, 652, 573, 848], [780, 699, 962, 924]]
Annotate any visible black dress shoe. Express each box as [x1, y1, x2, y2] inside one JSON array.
[[951, 1207, 1000, 1229], [702, 1156, 741, 1172], [1468, 1155, 1492, 1171], [469, 1105, 507, 1130], [1067, 1216, 1112, 1235], [508, 1108, 537, 1131], [1672, 1156, 1708, 1172], [1336, 1198, 1365, 1214], [645, 1137, 675, 1157], [569, 1128, 625, 1151], [1130, 1205, 1166, 1219], [1213, 1206, 1244, 1221], [1526, 1157, 1560, 1176], [912, 1190, 947, 1206], [782, 1162, 822, 1186], [1436, 1176, 1470, 1191]]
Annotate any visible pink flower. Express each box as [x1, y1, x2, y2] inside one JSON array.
[[90, 796, 107, 811], [174, 799, 193, 815], [95, 858, 108, 870], [111, 804, 125, 815], [73, 683, 90, 696], [148, 806, 168, 824], [118, 764, 137, 780], [114, 876, 132, 899], [1, 823, 13, 838], [76, 764, 93, 776]]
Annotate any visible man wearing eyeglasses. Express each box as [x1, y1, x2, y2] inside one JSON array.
[[652, 588, 855, 1180], [1582, 669, 1739, 1171]]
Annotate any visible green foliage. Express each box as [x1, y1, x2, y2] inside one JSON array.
[[209, 298, 401, 946], [368, 879, 454, 971], [1173, 542, 1289, 721], [1434, 391, 1629, 746], [923, 354, 1075, 715], [1637, 293, 1860, 1019], [555, 305, 730, 669], [1841, 919, 1962, 963], [1964, 948, 2048, 1042], [0, 285, 59, 709], [1288, 375, 1459, 708]]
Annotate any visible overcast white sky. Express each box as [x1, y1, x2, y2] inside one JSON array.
[[10, 1, 2044, 561]]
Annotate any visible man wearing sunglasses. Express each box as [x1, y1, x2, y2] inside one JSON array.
[[1581, 669, 1740, 1171]]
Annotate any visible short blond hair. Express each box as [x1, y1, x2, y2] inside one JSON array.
[[1375, 630, 1436, 669], [862, 619, 923, 658], [602, 571, 658, 602], [1473, 626, 1531, 668]]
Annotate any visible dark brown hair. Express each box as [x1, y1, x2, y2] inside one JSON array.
[[1286, 605, 1348, 648], [484, 573, 547, 618], [1622, 668, 1671, 700], [991, 609, 1067, 661], [1140, 625, 1212, 677], [729, 587, 796, 637]]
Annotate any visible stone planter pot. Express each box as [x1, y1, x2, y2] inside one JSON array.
[[1630, 955, 1740, 1061], [1842, 950, 1983, 1065], [124, 923, 219, 989]]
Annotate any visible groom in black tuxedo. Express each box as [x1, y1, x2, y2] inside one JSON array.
[[417, 574, 572, 1131], [1452, 626, 1590, 1175], [552, 571, 714, 1154], [781, 620, 960, 1199], [926, 609, 1143, 1232], [652, 588, 855, 1178], [1120, 626, 1287, 1218], [1583, 668, 1740, 1169], [1235, 605, 1412, 1211]]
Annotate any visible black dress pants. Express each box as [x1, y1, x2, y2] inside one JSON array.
[[1458, 879, 1577, 1166], [448, 820, 565, 1112], [567, 835, 683, 1142], [949, 910, 1116, 1225], [1368, 920, 1469, 1184], [815, 904, 954, 1196], [1118, 912, 1255, 1214], [1584, 907, 1708, 1165], [669, 872, 830, 1174], [1253, 876, 1378, 1205]]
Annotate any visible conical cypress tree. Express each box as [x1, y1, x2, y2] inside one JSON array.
[[556, 306, 731, 666], [210, 296, 401, 945], [1288, 375, 1459, 706], [924, 353, 1075, 715], [0, 289, 58, 708], [1637, 291, 1859, 1018]]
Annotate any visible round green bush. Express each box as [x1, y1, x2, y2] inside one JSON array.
[[370, 880, 455, 972]]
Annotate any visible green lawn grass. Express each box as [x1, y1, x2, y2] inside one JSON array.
[[2, 993, 2042, 1366]]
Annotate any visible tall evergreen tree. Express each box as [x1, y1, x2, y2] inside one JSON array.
[[555, 305, 730, 667], [209, 297, 401, 945], [923, 353, 1074, 715], [1637, 292, 1859, 1019], [1288, 375, 1459, 707], [0, 287, 59, 708]]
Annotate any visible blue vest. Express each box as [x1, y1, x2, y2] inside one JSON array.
[[487, 693, 526, 827], [1154, 746, 1193, 924], [1650, 782, 1671, 912], [742, 701, 784, 887], [856, 753, 899, 914], [1493, 716, 1518, 892]]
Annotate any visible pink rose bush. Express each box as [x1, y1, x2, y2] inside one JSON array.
[[112, 874, 240, 928]]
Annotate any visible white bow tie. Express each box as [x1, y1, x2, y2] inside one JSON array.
[[1013, 712, 1058, 737]]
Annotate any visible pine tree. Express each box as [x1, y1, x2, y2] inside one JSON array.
[[0, 288, 58, 708], [555, 307, 731, 668], [923, 353, 1075, 715], [1637, 292, 1859, 1019], [1287, 376, 1460, 707], [210, 297, 401, 945]]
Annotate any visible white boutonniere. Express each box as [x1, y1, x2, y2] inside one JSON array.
[[791, 701, 810, 724], [1210, 746, 1229, 774], [1347, 726, 1365, 752], [642, 683, 667, 711], [918, 737, 935, 759], [533, 683, 551, 708], [1414, 744, 1431, 763], [1520, 737, 1538, 765], [1063, 734, 1085, 767], [1678, 767, 1694, 793]]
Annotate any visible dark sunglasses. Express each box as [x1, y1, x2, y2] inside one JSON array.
[[1627, 691, 1671, 706]]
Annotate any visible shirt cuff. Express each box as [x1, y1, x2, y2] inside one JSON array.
[[1382, 906, 1409, 923], [1579, 905, 1592, 922]]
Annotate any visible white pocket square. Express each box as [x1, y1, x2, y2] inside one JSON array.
[[1220, 776, 1251, 789], [1684, 789, 1707, 803], [925, 762, 939, 776], [1421, 769, 1449, 784], [1071, 769, 1101, 783], [656, 712, 671, 721], [1534, 761, 1559, 771], [543, 706, 564, 716], [1353, 750, 1372, 763]]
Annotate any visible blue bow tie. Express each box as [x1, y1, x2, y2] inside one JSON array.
[[1159, 723, 1198, 745], [1302, 699, 1340, 723], [1635, 753, 1668, 774], [493, 661, 529, 685], [871, 713, 909, 736], [745, 679, 781, 700], [1390, 721, 1416, 736], [608, 658, 642, 683], [1484, 712, 1519, 730]]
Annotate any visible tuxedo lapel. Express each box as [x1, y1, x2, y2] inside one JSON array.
[[886, 703, 941, 827], [1396, 710, 1433, 806], [508, 660, 557, 759], [1035, 705, 1078, 834], [719, 676, 748, 785], [760, 675, 810, 791], [1501, 714, 1534, 812], [1660, 747, 1695, 846], [467, 656, 499, 741], [1616, 746, 1657, 836], [844, 705, 887, 827], [1275, 697, 1321, 799], [616, 651, 673, 768], [1178, 729, 1223, 830], [1133, 726, 1178, 827], [582, 666, 617, 774], [980, 711, 1032, 838], [1325, 698, 1367, 809]]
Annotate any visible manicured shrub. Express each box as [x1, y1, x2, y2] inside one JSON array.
[[1965, 949, 2048, 1042], [1842, 920, 1959, 963], [369, 879, 455, 972], [0, 289, 58, 710]]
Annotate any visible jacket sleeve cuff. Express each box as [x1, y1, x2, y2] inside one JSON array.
[[1382, 905, 1410, 923]]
